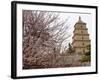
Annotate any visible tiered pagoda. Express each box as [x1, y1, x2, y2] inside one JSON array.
[[72, 16, 91, 54]]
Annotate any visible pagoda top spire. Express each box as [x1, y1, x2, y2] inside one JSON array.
[[79, 16, 81, 21], [77, 16, 85, 24]]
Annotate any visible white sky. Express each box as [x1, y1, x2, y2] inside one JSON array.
[[58, 12, 91, 43], [54, 12, 92, 50]]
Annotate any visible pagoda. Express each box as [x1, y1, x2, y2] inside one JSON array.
[[72, 16, 91, 54]]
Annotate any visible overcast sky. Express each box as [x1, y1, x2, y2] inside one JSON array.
[[55, 12, 92, 50], [59, 12, 91, 40]]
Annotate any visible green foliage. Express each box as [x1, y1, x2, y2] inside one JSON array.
[[80, 44, 91, 63], [80, 55, 91, 62], [68, 43, 74, 54]]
